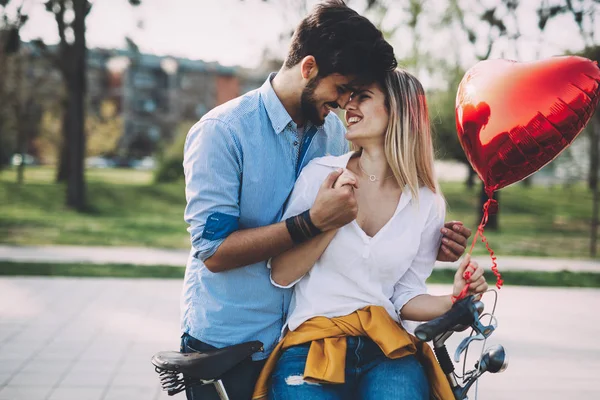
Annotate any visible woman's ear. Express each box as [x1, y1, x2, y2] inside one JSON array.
[[300, 56, 319, 80]]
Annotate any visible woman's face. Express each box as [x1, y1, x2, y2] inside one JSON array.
[[344, 82, 389, 144]]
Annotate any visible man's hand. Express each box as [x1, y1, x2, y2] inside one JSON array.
[[437, 221, 472, 262], [310, 169, 358, 231]]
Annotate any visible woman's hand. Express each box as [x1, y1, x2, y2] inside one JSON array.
[[333, 168, 359, 190], [452, 254, 488, 298]]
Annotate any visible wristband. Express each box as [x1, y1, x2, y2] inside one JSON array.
[[285, 215, 306, 244], [299, 210, 322, 236], [285, 210, 322, 244]]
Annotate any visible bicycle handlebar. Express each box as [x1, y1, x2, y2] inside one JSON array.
[[414, 296, 478, 342]]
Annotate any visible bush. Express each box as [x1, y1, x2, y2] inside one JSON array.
[[154, 121, 195, 183], [0, 121, 16, 170], [154, 156, 185, 183]]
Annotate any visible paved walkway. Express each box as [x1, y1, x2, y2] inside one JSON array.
[[0, 278, 598, 400], [2, 244, 600, 272]]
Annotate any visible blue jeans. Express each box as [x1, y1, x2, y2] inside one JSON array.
[[269, 336, 429, 400], [180, 333, 266, 400]]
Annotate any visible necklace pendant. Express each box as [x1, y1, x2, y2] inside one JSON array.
[[369, 175, 376, 182]]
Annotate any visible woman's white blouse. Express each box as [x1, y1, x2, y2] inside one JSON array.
[[272, 152, 446, 331]]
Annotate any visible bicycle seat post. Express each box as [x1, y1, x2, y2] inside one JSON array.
[[214, 380, 230, 400]]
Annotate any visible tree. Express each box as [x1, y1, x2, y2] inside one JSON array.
[[439, 0, 523, 231], [536, 0, 600, 256], [35, 100, 122, 164], [35, 0, 140, 211], [86, 101, 122, 158], [0, 0, 28, 172]]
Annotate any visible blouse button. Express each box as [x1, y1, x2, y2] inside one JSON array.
[[362, 247, 370, 258]]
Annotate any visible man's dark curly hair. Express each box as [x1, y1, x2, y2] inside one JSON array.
[[284, 0, 397, 84]]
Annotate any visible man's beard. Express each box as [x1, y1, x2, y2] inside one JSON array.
[[300, 77, 325, 126]]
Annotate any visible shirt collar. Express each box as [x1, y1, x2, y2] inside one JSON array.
[[313, 151, 356, 169], [259, 73, 293, 135], [313, 151, 414, 210]]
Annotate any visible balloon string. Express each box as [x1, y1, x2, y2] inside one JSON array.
[[453, 197, 503, 303]]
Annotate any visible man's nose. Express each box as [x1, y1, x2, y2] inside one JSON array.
[[343, 95, 357, 110], [338, 92, 353, 109]]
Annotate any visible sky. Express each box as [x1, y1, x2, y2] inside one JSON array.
[[12, 0, 600, 82], [17, 0, 287, 67]]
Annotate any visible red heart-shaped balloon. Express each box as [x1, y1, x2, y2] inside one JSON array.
[[456, 56, 600, 193]]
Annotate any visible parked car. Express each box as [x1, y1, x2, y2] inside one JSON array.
[[131, 156, 156, 170], [85, 156, 116, 169], [11, 154, 37, 166]]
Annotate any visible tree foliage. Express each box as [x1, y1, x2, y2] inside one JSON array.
[[33, 0, 141, 210]]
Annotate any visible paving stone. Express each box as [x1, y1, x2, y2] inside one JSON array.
[[0, 385, 53, 400], [6, 370, 63, 387], [103, 386, 157, 400], [47, 387, 104, 400], [59, 370, 113, 387], [0, 277, 598, 399]]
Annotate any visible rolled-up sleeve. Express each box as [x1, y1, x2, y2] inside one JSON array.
[[267, 169, 314, 289], [392, 195, 446, 316], [183, 119, 243, 262]]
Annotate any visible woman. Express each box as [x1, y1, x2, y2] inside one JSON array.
[[253, 69, 488, 400]]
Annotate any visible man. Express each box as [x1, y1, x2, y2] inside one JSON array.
[[180, 1, 471, 399]]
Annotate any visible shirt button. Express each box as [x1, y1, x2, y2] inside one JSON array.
[[293, 141, 298, 146], [362, 246, 370, 258]]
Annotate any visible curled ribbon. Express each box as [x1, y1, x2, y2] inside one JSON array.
[[452, 195, 503, 303]]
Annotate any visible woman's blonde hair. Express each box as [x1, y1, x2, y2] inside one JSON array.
[[353, 69, 441, 203]]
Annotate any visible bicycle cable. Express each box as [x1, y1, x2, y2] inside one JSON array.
[[472, 288, 499, 400]]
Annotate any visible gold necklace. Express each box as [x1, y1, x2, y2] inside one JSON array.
[[358, 159, 394, 182]]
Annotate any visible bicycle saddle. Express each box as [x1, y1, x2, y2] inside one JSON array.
[[152, 341, 263, 381]]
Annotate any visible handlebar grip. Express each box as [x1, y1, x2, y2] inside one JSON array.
[[414, 296, 476, 342]]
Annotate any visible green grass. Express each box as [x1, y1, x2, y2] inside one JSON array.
[[0, 166, 189, 248], [429, 269, 600, 288], [0, 166, 154, 185], [0, 261, 185, 279], [2, 261, 599, 287], [0, 165, 597, 258], [442, 183, 596, 259]]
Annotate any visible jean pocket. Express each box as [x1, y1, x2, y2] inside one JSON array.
[[279, 343, 310, 360], [183, 335, 216, 354]]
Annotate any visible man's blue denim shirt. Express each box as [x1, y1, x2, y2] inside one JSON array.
[[181, 74, 348, 359]]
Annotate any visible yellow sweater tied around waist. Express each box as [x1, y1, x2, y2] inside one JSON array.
[[252, 305, 454, 400]]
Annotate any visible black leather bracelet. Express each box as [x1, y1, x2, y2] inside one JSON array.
[[300, 209, 322, 236], [285, 215, 307, 244], [285, 210, 322, 244]]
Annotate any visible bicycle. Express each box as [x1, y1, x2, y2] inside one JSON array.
[[151, 293, 507, 399], [414, 292, 508, 399]]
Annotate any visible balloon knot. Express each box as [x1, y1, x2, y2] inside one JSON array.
[[485, 199, 499, 215]]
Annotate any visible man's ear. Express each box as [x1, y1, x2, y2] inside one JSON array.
[[300, 56, 319, 80]]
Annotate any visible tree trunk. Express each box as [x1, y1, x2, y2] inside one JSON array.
[[589, 126, 598, 192], [479, 182, 499, 231], [591, 179, 599, 258], [466, 165, 477, 189], [16, 131, 26, 185], [56, 109, 70, 182], [15, 53, 25, 185], [65, 0, 87, 211], [590, 118, 600, 257]]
